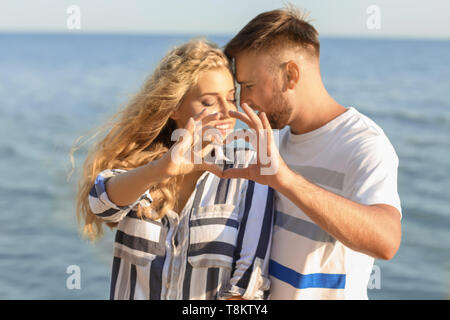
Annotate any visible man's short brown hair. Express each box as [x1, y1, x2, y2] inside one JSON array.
[[224, 5, 320, 59]]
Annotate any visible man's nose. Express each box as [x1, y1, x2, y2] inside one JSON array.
[[240, 92, 256, 110], [239, 91, 248, 105]]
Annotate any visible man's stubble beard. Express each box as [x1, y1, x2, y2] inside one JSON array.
[[265, 85, 293, 130]]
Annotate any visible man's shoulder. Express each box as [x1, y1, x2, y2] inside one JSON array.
[[313, 108, 398, 172], [335, 107, 383, 137], [336, 108, 394, 150], [336, 109, 399, 172]]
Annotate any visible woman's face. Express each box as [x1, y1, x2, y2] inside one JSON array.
[[172, 67, 237, 137]]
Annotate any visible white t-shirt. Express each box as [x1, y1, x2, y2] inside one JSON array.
[[269, 107, 401, 300]]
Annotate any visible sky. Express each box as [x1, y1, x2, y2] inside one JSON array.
[[0, 0, 449, 40]]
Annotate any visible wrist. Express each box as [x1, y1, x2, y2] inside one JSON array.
[[272, 165, 305, 195], [144, 157, 173, 183], [271, 164, 295, 191]]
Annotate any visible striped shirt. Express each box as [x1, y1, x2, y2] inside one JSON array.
[[88, 148, 275, 300]]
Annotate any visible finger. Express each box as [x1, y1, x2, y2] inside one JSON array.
[[228, 110, 253, 128], [177, 132, 193, 153], [193, 120, 221, 146], [194, 109, 221, 126], [241, 103, 263, 130], [189, 119, 205, 157], [177, 118, 194, 149], [200, 142, 215, 158], [184, 117, 195, 132], [259, 112, 273, 157], [192, 108, 208, 121], [222, 167, 250, 180], [200, 111, 221, 124], [196, 126, 223, 147], [259, 111, 272, 131], [171, 132, 193, 165], [241, 103, 264, 157]]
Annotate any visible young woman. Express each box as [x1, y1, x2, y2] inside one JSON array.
[[72, 39, 274, 300]]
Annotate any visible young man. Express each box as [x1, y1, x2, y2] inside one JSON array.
[[222, 7, 402, 299]]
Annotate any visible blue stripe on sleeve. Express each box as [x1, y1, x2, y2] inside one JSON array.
[[94, 173, 107, 194], [89, 184, 98, 197], [269, 260, 346, 289]]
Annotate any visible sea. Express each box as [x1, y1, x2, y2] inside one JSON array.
[[0, 33, 449, 299]]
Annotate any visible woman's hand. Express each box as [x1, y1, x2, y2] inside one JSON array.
[[159, 108, 225, 178]]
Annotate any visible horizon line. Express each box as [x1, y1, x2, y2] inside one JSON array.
[[1, 30, 450, 42]]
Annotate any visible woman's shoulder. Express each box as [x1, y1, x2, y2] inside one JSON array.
[[93, 168, 129, 187], [96, 168, 128, 179]]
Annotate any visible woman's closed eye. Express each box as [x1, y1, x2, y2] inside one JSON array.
[[201, 99, 216, 107], [202, 98, 236, 107]]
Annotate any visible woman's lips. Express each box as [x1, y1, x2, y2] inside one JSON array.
[[213, 121, 234, 137]]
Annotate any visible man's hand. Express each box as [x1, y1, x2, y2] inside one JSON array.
[[222, 103, 289, 187]]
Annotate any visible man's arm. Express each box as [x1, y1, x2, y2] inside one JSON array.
[[274, 167, 401, 260]]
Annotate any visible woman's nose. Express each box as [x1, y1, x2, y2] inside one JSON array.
[[218, 99, 233, 116]]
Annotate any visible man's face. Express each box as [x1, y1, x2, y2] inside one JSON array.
[[234, 50, 293, 129]]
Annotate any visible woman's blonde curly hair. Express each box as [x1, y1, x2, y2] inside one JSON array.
[[69, 38, 231, 241]]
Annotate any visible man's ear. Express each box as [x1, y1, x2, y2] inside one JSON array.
[[285, 60, 300, 89]]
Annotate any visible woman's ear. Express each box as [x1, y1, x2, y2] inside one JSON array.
[[169, 109, 180, 121], [285, 60, 300, 90]]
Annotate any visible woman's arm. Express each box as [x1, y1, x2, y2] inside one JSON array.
[[106, 108, 226, 207], [105, 158, 169, 207], [88, 168, 155, 223]]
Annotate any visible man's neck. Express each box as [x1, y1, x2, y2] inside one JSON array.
[[289, 89, 347, 135]]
